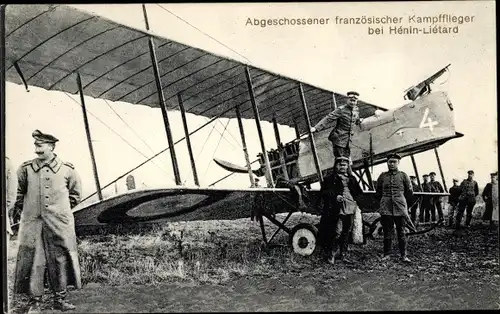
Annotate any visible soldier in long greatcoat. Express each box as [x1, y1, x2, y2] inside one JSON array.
[[375, 153, 413, 263], [13, 130, 82, 313]]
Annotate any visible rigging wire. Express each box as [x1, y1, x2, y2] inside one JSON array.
[[63, 92, 173, 179], [180, 121, 218, 185], [155, 3, 252, 64], [216, 119, 242, 149], [202, 118, 231, 181], [102, 98, 170, 174], [194, 121, 218, 164]]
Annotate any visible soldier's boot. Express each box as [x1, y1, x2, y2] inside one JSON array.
[[53, 290, 76, 312], [339, 236, 353, 264], [398, 238, 411, 263], [382, 239, 391, 260], [27, 297, 43, 314], [465, 214, 472, 228], [455, 211, 463, 229], [448, 216, 454, 228]]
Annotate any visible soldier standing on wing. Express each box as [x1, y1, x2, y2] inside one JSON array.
[[310, 91, 361, 160]]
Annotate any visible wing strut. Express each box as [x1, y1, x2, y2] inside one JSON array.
[[236, 105, 256, 187], [178, 94, 199, 186], [434, 147, 448, 192], [331, 92, 338, 109], [293, 118, 300, 140], [76, 73, 103, 201], [272, 114, 289, 180], [13, 62, 29, 92], [143, 3, 182, 185], [410, 154, 422, 189], [299, 83, 323, 183], [245, 66, 274, 187]]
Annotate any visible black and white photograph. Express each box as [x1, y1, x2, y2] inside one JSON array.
[[2, 2, 498, 313]]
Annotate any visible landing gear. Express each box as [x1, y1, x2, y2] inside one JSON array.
[[289, 223, 318, 256]]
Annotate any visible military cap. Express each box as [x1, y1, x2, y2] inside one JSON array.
[[409, 175, 416, 179], [423, 174, 430, 177], [452, 178, 459, 182], [490, 172, 497, 176], [336, 156, 350, 162], [347, 91, 360, 97], [32, 129, 59, 143], [467, 170, 474, 174], [387, 153, 401, 160], [429, 172, 436, 176]]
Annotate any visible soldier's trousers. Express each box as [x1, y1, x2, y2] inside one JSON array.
[[333, 145, 350, 158], [455, 200, 476, 228], [409, 199, 419, 223], [447, 203, 458, 227], [434, 198, 444, 221], [420, 200, 433, 222], [332, 214, 354, 258], [319, 213, 353, 258], [380, 215, 407, 257]]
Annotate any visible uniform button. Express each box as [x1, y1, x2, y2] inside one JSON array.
[[45, 186, 49, 188], [46, 178, 49, 180], [45, 204, 48, 208], [45, 195, 49, 198]]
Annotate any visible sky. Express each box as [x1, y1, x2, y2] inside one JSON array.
[[5, 2, 497, 202]]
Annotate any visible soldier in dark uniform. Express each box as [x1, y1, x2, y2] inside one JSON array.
[[311, 91, 361, 159], [420, 174, 433, 223], [409, 176, 421, 223], [430, 172, 445, 223], [482, 172, 496, 225], [13, 130, 82, 313], [375, 153, 413, 263], [447, 178, 461, 227], [455, 170, 479, 229], [319, 157, 363, 265]]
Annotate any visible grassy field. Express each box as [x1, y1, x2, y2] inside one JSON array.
[[7, 205, 500, 312]]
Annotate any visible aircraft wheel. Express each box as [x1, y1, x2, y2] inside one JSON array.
[[289, 223, 318, 256]]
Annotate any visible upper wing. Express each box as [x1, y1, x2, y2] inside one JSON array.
[[4, 4, 385, 132]]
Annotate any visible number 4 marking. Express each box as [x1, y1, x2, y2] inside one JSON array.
[[419, 108, 439, 131]]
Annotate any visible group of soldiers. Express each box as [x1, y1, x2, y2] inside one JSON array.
[[309, 90, 497, 266], [312, 91, 413, 265], [410, 169, 494, 230], [6, 130, 82, 313]]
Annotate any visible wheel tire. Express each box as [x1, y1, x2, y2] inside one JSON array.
[[289, 223, 318, 256]]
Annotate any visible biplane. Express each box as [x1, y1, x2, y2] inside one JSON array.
[[2, 4, 461, 256]]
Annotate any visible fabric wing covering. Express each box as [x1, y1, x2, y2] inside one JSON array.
[[5, 4, 386, 132]]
